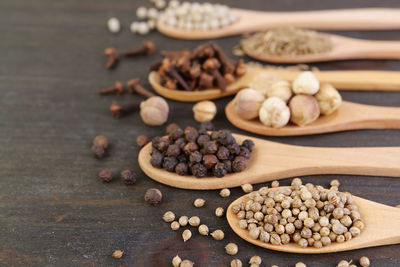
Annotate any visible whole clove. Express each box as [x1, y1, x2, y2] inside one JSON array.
[[99, 81, 124, 95], [104, 47, 118, 69], [127, 79, 155, 98], [123, 41, 155, 57], [110, 100, 142, 118]]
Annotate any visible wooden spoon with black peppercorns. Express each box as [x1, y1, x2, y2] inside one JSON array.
[[149, 66, 400, 102], [227, 189, 400, 253], [138, 133, 400, 190]]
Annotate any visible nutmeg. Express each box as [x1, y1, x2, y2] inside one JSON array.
[[259, 97, 290, 128], [267, 80, 293, 103], [289, 95, 320, 126], [292, 71, 320, 95], [192, 100, 217, 122], [233, 88, 265, 120], [140, 96, 169, 126]]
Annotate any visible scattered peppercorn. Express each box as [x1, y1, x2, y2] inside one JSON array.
[[144, 188, 162, 205], [136, 135, 150, 147], [112, 250, 123, 259], [91, 145, 105, 158], [120, 170, 136, 185], [93, 135, 108, 148], [99, 169, 113, 182]]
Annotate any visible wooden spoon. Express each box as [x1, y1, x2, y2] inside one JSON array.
[[225, 100, 400, 136], [148, 67, 400, 102], [242, 33, 400, 63], [138, 134, 400, 190], [227, 189, 400, 253], [157, 8, 400, 40]]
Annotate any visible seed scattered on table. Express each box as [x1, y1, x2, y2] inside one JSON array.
[[198, 224, 209, 235], [180, 259, 194, 267], [210, 229, 224, 240], [359, 256, 370, 267], [249, 255, 262, 265], [193, 198, 206, 208], [120, 170, 136, 185], [172, 254, 182, 267], [230, 259, 242, 267], [162, 211, 175, 222], [112, 250, 123, 259], [215, 207, 225, 217], [136, 135, 150, 147], [241, 183, 253, 193], [99, 169, 113, 182], [337, 260, 350, 267], [179, 216, 188, 226], [295, 262, 307, 267], [220, 188, 231, 198], [225, 242, 238, 255], [188, 216, 200, 226], [171, 221, 180, 231], [182, 229, 192, 242], [144, 188, 162, 205]]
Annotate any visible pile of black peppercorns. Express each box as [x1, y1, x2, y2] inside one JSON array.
[[150, 122, 254, 178]]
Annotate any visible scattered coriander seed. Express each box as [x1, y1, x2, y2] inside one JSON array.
[[215, 207, 225, 217], [295, 262, 307, 267], [163, 211, 175, 222], [220, 188, 231, 198], [330, 179, 340, 187], [241, 183, 253, 193], [271, 180, 279, 187], [179, 216, 188, 227], [112, 250, 123, 259], [359, 256, 370, 267], [198, 224, 209, 235], [188, 216, 200, 226], [194, 198, 206, 208], [171, 221, 180, 231], [180, 260, 194, 267], [121, 170, 136, 185], [230, 259, 242, 267], [172, 255, 182, 267], [249, 255, 262, 265], [337, 260, 350, 267], [182, 229, 192, 242], [144, 188, 162, 205], [211, 229, 224, 240], [136, 135, 150, 147], [99, 169, 113, 182], [272, 265, 279, 267], [225, 242, 238, 255], [107, 17, 121, 34]]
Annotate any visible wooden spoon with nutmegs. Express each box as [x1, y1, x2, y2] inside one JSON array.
[[138, 134, 400, 190], [242, 33, 400, 63], [157, 8, 400, 40], [149, 66, 400, 102], [225, 100, 400, 136], [227, 189, 400, 253]]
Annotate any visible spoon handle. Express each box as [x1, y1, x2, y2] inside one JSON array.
[[345, 40, 400, 59], [242, 8, 400, 31]]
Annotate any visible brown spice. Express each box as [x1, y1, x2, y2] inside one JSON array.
[[144, 188, 162, 205], [112, 250, 123, 259], [99, 169, 113, 182], [123, 41, 155, 57], [110, 100, 142, 118], [127, 79, 155, 98], [99, 81, 124, 95], [104, 47, 118, 69], [136, 135, 150, 147]]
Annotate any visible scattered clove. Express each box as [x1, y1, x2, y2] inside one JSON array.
[[104, 47, 119, 69], [123, 41, 155, 57], [127, 79, 155, 98], [110, 100, 142, 118], [99, 81, 124, 95]]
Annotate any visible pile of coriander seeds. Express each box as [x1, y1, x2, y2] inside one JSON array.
[[232, 178, 364, 248]]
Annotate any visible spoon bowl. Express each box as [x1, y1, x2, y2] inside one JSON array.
[[227, 189, 400, 253], [157, 8, 400, 40], [138, 133, 400, 190], [242, 34, 400, 63], [225, 100, 400, 136], [149, 67, 400, 102]]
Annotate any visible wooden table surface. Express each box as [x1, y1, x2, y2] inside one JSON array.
[[1, 0, 400, 266]]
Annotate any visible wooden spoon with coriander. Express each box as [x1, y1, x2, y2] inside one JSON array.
[[242, 33, 400, 63], [138, 133, 400, 190], [148, 67, 400, 102], [225, 100, 400, 136], [157, 8, 400, 40], [227, 189, 400, 253]]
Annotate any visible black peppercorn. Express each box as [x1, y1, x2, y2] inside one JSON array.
[[121, 170, 136, 185], [99, 169, 113, 182], [150, 149, 164, 168], [156, 137, 170, 152], [91, 145, 105, 158], [163, 157, 178, 172], [166, 123, 180, 134], [170, 127, 184, 140], [197, 134, 211, 147], [177, 154, 187, 163], [204, 141, 218, 154], [183, 142, 199, 155], [216, 129, 234, 146], [184, 126, 199, 142], [232, 156, 247, 172], [239, 146, 250, 159], [191, 163, 207, 178], [223, 160, 232, 173], [227, 143, 240, 155], [189, 151, 202, 163], [216, 146, 230, 160], [93, 135, 108, 149], [144, 188, 162, 205], [175, 162, 189, 176], [152, 136, 161, 149], [242, 139, 255, 152], [203, 154, 218, 169], [213, 162, 227, 177], [166, 144, 181, 157], [199, 121, 214, 132], [174, 137, 187, 149], [136, 135, 150, 147]]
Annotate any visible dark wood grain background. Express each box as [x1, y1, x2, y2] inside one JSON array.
[[1, 0, 400, 266]]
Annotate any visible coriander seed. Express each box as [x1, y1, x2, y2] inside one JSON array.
[[172, 255, 182, 267], [220, 188, 231, 198], [182, 229, 192, 242], [225, 242, 238, 255], [337, 260, 350, 267], [171, 221, 180, 231], [144, 188, 162, 205], [359, 256, 370, 267], [180, 259, 194, 267], [188, 216, 200, 226], [271, 180, 279, 187], [330, 179, 340, 187], [194, 198, 206, 208], [162, 211, 175, 222], [241, 183, 253, 193], [230, 259, 242, 267], [112, 250, 123, 259], [215, 207, 225, 217], [198, 224, 209, 236], [211, 229, 224, 240], [295, 262, 307, 267], [249, 255, 262, 265], [179, 216, 188, 227]]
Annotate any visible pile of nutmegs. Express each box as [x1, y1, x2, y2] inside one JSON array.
[[151, 42, 247, 92], [150, 123, 254, 178], [233, 71, 342, 128], [232, 178, 364, 248]]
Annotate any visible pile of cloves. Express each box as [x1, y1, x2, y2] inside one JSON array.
[[151, 42, 247, 92]]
